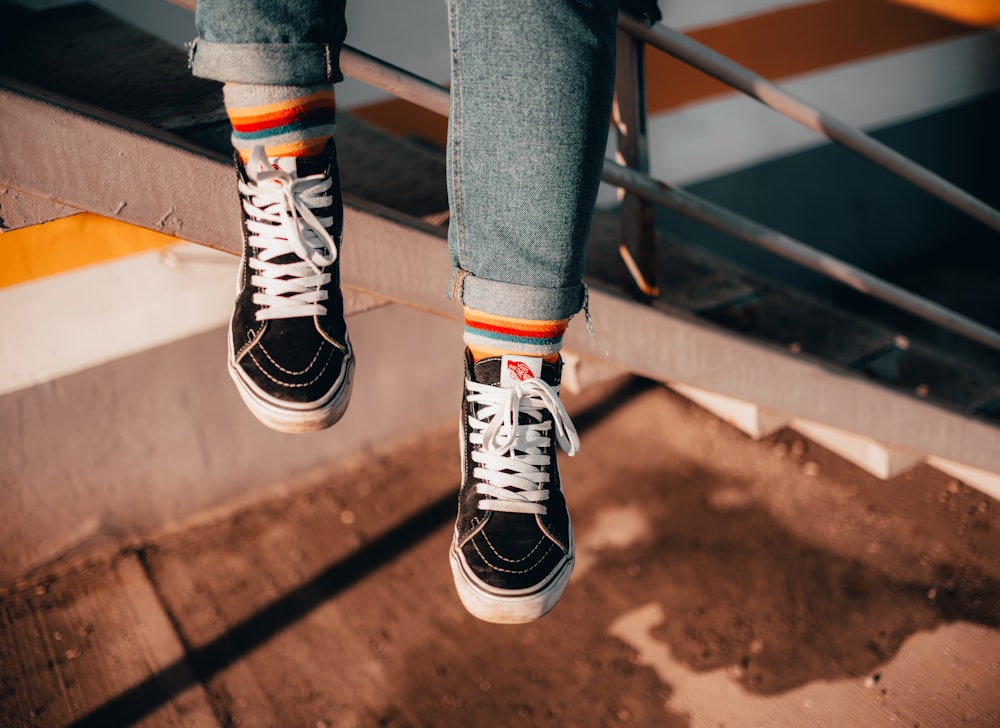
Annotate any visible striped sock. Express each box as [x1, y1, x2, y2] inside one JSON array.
[[223, 83, 337, 162], [464, 308, 569, 363]]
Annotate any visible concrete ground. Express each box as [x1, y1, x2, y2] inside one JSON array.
[[2, 370, 999, 727]]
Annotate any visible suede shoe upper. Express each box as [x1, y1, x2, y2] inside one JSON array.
[[228, 141, 353, 430], [455, 353, 579, 594]]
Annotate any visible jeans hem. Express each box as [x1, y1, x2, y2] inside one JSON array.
[[189, 38, 342, 85], [447, 269, 585, 321]]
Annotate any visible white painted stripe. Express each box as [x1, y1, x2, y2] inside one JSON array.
[[646, 30, 1000, 185], [0, 243, 238, 395]]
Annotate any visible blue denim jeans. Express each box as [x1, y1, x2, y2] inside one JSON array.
[[191, 0, 621, 322], [192, 0, 348, 84]]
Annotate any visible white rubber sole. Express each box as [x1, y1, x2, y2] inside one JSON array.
[[449, 536, 574, 624], [228, 353, 355, 434]]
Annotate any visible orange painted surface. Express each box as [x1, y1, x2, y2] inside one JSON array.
[[350, 95, 451, 149], [645, 0, 972, 114], [0, 213, 177, 287]]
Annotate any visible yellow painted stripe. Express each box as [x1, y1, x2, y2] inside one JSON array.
[[0, 213, 179, 288]]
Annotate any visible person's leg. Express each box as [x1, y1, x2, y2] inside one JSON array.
[[446, 0, 619, 623], [447, 0, 618, 353], [193, 0, 345, 162], [190, 0, 354, 433], [192, 0, 346, 86]]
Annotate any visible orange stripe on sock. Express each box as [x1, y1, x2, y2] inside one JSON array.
[[464, 310, 570, 334], [229, 97, 336, 131], [467, 320, 567, 339], [226, 90, 336, 121]]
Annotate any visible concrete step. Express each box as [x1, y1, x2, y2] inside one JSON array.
[[668, 381, 1000, 500]]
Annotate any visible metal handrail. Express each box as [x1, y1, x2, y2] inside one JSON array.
[[616, 14, 1000, 235], [166, 1, 1000, 352], [602, 161, 1000, 352], [341, 46, 449, 118]]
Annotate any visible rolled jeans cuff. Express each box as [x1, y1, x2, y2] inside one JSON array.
[[189, 38, 342, 85], [447, 269, 585, 322]]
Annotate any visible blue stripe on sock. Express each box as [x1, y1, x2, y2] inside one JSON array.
[[463, 327, 564, 347]]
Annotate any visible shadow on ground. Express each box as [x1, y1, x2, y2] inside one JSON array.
[[385, 455, 998, 726], [5, 382, 998, 727]]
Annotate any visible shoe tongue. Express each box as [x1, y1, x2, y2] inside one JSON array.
[[247, 154, 297, 182], [270, 156, 298, 175], [296, 154, 327, 177], [472, 355, 549, 388], [498, 355, 543, 389]]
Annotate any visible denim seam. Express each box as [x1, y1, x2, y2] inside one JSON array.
[[450, 269, 467, 304], [189, 38, 339, 85], [448, 0, 468, 295], [457, 271, 585, 321]]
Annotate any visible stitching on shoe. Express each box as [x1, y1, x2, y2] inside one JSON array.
[[481, 530, 547, 563], [257, 340, 326, 375], [537, 513, 569, 552], [473, 532, 554, 573], [247, 345, 335, 388], [235, 325, 264, 361], [471, 538, 554, 574]]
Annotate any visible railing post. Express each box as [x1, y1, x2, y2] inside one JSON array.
[[613, 17, 659, 299]]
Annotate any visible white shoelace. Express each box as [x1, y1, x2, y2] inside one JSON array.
[[239, 146, 338, 321], [466, 377, 581, 515]]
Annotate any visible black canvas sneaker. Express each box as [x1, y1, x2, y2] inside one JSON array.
[[450, 350, 581, 623], [228, 142, 354, 433]]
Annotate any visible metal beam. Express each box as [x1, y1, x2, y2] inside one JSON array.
[[0, 77, 239, 252], [0, 187, 80, 232], [155, 8, 1000, 355], [562, 288, 1000, 475], [0, 78, 397, 315], [340, 45, 450, 118]]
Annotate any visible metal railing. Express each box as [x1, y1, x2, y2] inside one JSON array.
[[169, 1, 1000, 353], [616, 15, 1000, 234]]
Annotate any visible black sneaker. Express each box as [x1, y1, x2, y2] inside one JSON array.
[[227, 142, 354, 433], [450, 350, 581, 623]]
